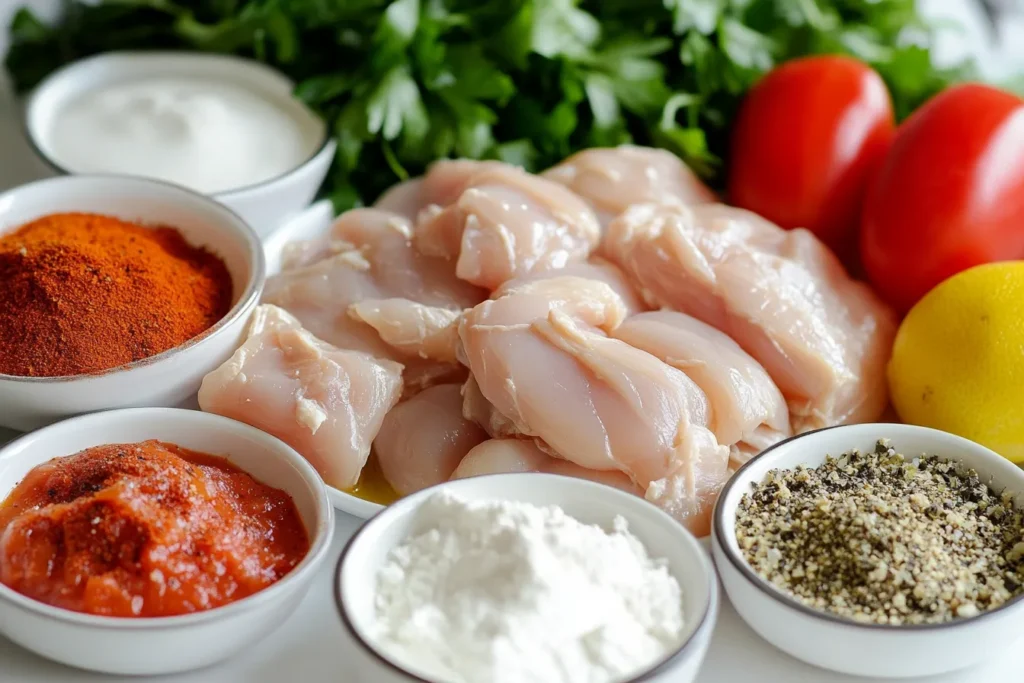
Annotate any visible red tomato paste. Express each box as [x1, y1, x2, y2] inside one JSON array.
[[0, 440, 309, 617]]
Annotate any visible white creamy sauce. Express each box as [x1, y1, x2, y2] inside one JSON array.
[[44, 77, 323, 194]]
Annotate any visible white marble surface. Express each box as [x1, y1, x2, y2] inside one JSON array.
[[2, 0, 1024, 680]]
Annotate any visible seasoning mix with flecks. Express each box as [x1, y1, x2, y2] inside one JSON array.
[[736, 440, 1024, 625]]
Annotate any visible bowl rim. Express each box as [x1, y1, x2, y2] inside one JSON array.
[[325, 483, 386, 519], [263, 199, 336, 276], [332, 472, 717, 682], [22, 50, 333, 199], [0, 407, 335, 629], [0, 173, 266, 383], [712, 422, 1024, 632]]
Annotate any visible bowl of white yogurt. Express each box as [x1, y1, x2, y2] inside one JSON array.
[[333, 473, 719, 683], [23, 51, 335, 239]]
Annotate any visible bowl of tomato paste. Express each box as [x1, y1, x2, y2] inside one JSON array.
[[0, 407, 334, 675]]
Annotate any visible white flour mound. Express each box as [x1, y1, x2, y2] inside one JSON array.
[[370, 491, 685, 683]]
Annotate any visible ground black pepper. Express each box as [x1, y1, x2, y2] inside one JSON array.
[[736, 439, 1024, 625]]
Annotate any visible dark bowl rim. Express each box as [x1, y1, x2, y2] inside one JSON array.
[[0, 173, 266, 383], [712, 423, 1024, 631], [331, 472, 718, 683], [22, 50, 334, 200]]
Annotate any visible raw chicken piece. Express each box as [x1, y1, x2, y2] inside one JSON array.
[[604, 203, 897, 432], [543, 146, 715, 227], [728, 443, 762, 473], [451, 439, 643, 496], [279, 208, 413, 271], [613, 310, 790, 468], [265, 253, 393, 358], [270, 209, 485, 319], [372, 160, 511, 221], [264, 208, 484, 393], [416, 166, 601, 290], [349, 298, 463, 364], [461, 374, 523, 440], [374, 384, 487, 496], [373, 178, 423, 220], [458, 276, 729, 534], [198, 305, 403, 489], [419, 160, 511, 211], [502, 257, 648, 316]]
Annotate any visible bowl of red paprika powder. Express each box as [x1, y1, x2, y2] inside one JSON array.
[[0, 175, 265, 431]]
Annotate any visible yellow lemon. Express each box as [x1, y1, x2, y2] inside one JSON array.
[[888, 261, 1024, 463]]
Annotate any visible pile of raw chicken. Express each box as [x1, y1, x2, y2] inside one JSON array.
[[198, 146, 896, 535]]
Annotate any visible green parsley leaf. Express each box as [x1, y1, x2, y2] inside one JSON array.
[[367, 64, 429, 142], [665, 0, 722, 35], [3, 0, 973, 210]]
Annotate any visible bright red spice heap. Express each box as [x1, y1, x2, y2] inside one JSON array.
[[0, 213, 233, 377], [0, 441, 308, 618]]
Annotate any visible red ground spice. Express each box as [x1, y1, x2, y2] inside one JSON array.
[[0, 212, 233, 377]]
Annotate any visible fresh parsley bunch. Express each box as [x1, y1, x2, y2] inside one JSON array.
[[4, 0, 967, 210]]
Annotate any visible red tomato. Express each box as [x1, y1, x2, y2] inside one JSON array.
[[861, 83, 1024, 313], [728, 55, 895, 257]]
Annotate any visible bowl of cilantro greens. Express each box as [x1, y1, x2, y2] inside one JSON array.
[[3, 0, 969, 214]]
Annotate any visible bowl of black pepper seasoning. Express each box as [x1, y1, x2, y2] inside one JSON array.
[[711, 423, 1024, 679]]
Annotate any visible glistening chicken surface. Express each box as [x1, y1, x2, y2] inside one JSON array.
[[199, 145, 896, 534]]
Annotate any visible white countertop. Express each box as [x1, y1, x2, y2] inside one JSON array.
[[2, 1, 1024, 680]]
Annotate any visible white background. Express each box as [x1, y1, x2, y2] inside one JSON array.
[[1, 1, 1024, 681]]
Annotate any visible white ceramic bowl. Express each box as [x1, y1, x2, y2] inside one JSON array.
[[0, 407, 334, 675], [335, 473, 719, 683], [327, 485, 387, 520], [24, 51, 335, 238], [712, 423, 1024, 679], [0, 175, 264, 431], [264, 198, 336, 274], [266, 201, 387, 519]]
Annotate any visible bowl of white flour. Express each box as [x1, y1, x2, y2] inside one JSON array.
[[333, 472, 719, 683]]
